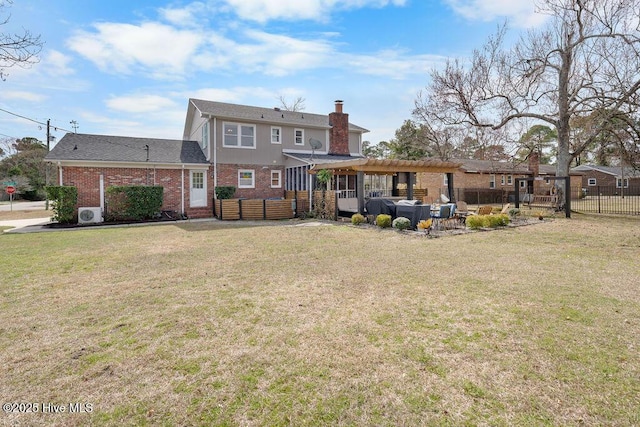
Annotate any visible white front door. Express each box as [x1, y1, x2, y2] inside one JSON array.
[[190, 170, 207, 207]]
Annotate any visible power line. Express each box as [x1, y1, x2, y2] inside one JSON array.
[[0, 107, 75, 134]]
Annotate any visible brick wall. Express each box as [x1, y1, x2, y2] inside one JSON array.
[[329, 101, 350, 156], [216, 163, 286, 199], [59, 165, 213, 218]]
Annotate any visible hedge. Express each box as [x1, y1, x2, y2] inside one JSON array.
[[45, 186, 78, 224], [105, 185, 164, 221]]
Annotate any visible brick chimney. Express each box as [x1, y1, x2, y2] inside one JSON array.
[[329, 100, 350, 155]]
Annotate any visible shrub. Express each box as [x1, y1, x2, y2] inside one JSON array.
[[488, 213, 510, 227], [376, 214, 392, 228], [215, 186, 236, 200], [392, 216, 412, 230], [45, 186, 78, 224], [105, 185, 163, 221], [508, 208, 520, 217], [351, 213, 366, 225], [466, 215, 488, 229], [417, 218, 432, 231]]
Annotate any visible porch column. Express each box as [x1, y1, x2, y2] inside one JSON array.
[[357, 171, 365, 214], [407, 172, 414, 200], [447, 172, 455, 202]]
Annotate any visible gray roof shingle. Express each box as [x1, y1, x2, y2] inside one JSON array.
[[45, 133, 208, 165], [190, 98, 369, 133]]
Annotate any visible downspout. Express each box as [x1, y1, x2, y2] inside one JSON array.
[[99, 173, 105, 215], [57, 162, 63, 185], [213, 117, 217, 195], [181, 166, 185, 214]]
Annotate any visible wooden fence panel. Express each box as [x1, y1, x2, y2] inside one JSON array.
[[240, 200, 266, 220], [265, 200, 294, 219]]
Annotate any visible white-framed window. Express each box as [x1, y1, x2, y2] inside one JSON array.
[[501, 175, 506, 185], [270, 170, 282, 188], [223, 122, 256, 148], [294, 129, 304, 145], [271, 127, 281, 144], [443, 173, 449, 186], [520, 180, 527, 188], [238, 169, 255, 188], [201, 122, 209, 150], [588, 178, 597, 186], [616, 178, 629, 188], [489, 174, 496, 189], [507, 175, 513, 185], [192, 171, 204, 189]]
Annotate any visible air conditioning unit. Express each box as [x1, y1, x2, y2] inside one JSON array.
[[78, 207, 103, 224]]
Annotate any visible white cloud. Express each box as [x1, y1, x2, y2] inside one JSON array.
[[2, 90, 47, 102], [345, 50, 446, 79], [159, 2, 207, 27], [44, 50, 74, 77], [444, 0, 548, 28], [106, 94, 177, 113], [67, 22, 203, 79], [221, 0, 407, 23]]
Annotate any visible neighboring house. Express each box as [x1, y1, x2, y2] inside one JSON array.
[[45, 134, 213, 218], [417, 153, 582, 203], [571, 164, 640, 195], [182, 99, 368, 199]]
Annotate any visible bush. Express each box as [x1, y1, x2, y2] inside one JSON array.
[[392, 216, 412, 230], [215, 186, 236, 200], [105, 185, 163, 221], [508, 208, 520, 217], [376, 214, 392, 228], [351, 213, 366, 225], [466, 215, 489, 229], [466, 214, 509, 229], [45, 186, 78, 224]]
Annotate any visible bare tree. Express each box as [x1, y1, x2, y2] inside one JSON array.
[[416, 0, 640, 194], [278, 96, 306, 112], [1, 0, 42, 80]]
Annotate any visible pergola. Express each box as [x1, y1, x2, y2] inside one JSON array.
[[309, 158, 462, 214]]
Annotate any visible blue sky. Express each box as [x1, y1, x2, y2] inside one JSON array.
[[1, 0, 547, 149]]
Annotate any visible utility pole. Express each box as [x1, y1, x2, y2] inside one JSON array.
[[45, 119, 50, 210]]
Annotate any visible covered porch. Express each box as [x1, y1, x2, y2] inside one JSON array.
[[309, 158, 461, 215]]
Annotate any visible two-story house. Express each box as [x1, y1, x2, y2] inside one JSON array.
[[182, 99, 368, 200]]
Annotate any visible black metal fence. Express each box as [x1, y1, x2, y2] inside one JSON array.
[[571, 186, 640, 215]]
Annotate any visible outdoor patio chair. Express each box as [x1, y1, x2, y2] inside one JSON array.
[[477, 205, 493, 215], [431, 204, 452, 230], [455, 201, 469, 223]]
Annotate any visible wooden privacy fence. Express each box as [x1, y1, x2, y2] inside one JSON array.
[[214, 198, 296, 220]]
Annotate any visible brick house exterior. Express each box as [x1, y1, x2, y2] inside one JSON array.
[[183, 99, 368, 200], [45, 134, 212, 219], [571, 165, 640, 196], [417, 155, 582, 204]]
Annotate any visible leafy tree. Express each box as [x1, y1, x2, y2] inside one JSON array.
[[362, 140, 392, 159], [1, 0, 42, 80], [0, 137, 47, 198], [416, 0, 640, 195], [516, 125, 557, 164]]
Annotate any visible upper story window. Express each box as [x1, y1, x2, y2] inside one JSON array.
[[588, 178, 596, 186], [295, 129, 304, 145], [271, 127, 281, 144], [489, 174, 496, 189], [507, 175, 513, 185], [501, 175, 506, 185], [202, 122, 209, 150], [223, 122, 256, 148]]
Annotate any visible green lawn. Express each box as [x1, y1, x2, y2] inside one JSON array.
[[1, 215, 639, 426]]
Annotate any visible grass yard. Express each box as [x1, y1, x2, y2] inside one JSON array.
[[1, 215, 639, 426]]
